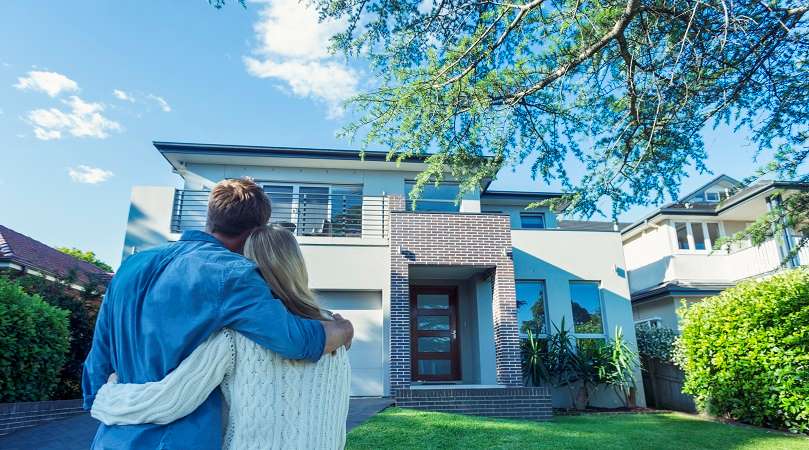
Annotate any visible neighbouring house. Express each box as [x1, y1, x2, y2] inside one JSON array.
[[122, 141, 645, 417], [622, 175, 809, 330], [0, 224, 112, 289]]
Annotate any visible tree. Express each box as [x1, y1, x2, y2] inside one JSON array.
[[300, 0, 806, 253], [57, 247, 113, 272]]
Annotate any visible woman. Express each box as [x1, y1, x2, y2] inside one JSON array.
[[91, 224, 351, 450]]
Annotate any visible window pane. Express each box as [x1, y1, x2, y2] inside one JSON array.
[[520, 213, 546, 229], [265, 185, 294, 225], [418, 337, 451, 353], [691, 223, 706, 250], [417, 294, 449, 309], [569, 282, 604, 334], [675, 222, 690, 250], [706, 223, 720, 249], [330, 185, 363, 237], [705, 192, 720, 202], [298, 186, 330, 235], [516, 281, 547, 337], [418, 360, 451, 375], [417, 316, 450, 331], [405, 182, 460, 212]]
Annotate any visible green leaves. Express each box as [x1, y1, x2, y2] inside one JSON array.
[[312, 0, 808, 219], [677, 268, 809, 433], [635, 325, 678, 362], [0, 276, 69, 402]]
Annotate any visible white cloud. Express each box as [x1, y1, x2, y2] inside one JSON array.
[[113, 89, 135, 102], [245, 0, 358, 117], [148, 94, 171, 112], [27, 96, 122, 140], [14, 71, 79, 97], [68, 165, 114, 184]]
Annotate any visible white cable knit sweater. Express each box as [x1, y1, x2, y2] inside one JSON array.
[[91, 329, 351, 450]]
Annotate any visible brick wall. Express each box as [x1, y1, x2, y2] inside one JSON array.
[[388, 195, 522, 390], [395, 388, 552, 420]]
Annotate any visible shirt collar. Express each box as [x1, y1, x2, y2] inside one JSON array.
[[179, 230, 225, 246]]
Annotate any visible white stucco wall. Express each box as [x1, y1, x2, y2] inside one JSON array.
[[633, 297, 679, 330], [121, 186, 179, 263], [511, 229, 645, 408]]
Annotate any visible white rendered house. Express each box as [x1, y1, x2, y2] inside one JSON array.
[[622, 175, 809, 330], [122, 141, 644, 414]]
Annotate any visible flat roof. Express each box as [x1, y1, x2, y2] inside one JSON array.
[[154, 141, 460, 164]]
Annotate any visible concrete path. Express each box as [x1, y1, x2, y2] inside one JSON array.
[[0, 397, 393, 450]]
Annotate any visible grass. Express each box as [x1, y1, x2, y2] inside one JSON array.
[[346, 408, 808, 450]]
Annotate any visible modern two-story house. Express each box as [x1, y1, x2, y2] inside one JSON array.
[[623, 175, 809, 330], [122, 141, 644, 417]]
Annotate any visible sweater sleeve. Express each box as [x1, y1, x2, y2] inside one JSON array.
[[90, 329, 236, 426]]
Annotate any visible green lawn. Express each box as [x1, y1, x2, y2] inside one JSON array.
[[346, 408, 808, 450]]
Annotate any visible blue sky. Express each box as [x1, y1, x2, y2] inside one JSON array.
[[0, 1, 763, 269]]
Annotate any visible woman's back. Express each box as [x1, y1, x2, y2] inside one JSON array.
[[91, 329, 351, 450], [222, 332, 351, 450]]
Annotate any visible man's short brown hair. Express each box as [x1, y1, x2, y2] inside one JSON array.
[[206, 178, 271, 236]]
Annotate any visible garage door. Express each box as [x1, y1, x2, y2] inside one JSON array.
[[316, 291, 384, 396]]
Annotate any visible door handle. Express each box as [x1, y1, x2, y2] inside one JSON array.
[[452, 330, 457, 340]]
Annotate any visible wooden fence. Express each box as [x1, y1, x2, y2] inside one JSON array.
[[641, 356, 696, 413]]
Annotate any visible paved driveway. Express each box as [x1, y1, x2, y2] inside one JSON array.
[[0, 397, 393, 450]]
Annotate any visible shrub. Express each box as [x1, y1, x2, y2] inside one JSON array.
[[676, 268, 809, 432], [523, 319, 638, 409], [15, 274, 101, 399], [635, 325, 678, 362], [0, 277, 70, 402]]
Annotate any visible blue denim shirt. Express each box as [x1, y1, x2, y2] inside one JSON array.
[[82, 230, 325, 449]]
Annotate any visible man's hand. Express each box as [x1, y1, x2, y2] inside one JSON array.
[[322, 314, 354, 354]]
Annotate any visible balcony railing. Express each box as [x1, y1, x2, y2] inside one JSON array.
[[171, 189, 387, 238]]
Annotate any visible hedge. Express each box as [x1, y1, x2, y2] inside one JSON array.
[[677, 268, 809, 432], [0, 277, 70, 402]]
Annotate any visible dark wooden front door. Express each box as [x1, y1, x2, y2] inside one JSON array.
[[410, 286, 460, 382]]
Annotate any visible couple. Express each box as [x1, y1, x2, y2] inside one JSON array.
[[82, 178, 355, 450]]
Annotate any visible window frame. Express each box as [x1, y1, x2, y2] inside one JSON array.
[[671, 221, 725, 254], [515, 279, 549, 340], [568, 280, 607, 341], [519, 212, 547, 229], [404, 180, 461, 212], [261, 182, 363, 235]]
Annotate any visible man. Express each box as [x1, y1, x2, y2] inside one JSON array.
[[82, 178, 354, 449]]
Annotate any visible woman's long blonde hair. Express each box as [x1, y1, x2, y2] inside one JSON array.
[[244, 224, 328, 320]]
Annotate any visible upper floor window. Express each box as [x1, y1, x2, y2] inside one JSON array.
[[705, 192, 720, 202], [263, 183, 363, 237], [569, 281, 604, 335], [405, 181, 460, 212], [516, 280, 548, 338], [673, 221, 722, 251], [520, 212, 546, 229]]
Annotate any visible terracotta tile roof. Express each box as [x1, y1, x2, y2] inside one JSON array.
[[0, 224, 112, 285]]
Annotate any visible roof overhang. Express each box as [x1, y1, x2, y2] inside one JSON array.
[[156, 141, 461, 174], [631, 281, 733, 304]]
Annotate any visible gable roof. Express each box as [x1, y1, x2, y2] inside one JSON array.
[[0, 224, 112, 285], [676, 174, 742, 203]]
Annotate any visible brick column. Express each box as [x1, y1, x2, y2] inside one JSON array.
[[493, 262, 522, 386], [388, 195, 411, 391]]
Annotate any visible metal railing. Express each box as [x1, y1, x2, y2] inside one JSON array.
[[171, 189, 387, 238]]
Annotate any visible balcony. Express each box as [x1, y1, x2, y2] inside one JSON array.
[[628, 237, 809, 293], [170, 189, 388, 238]]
